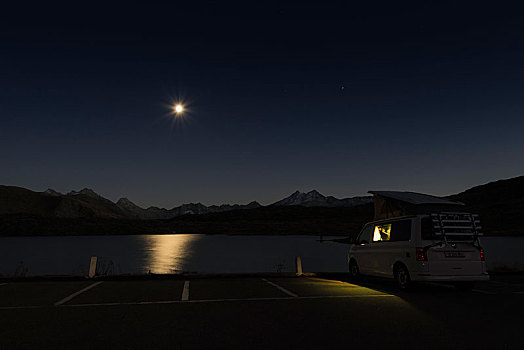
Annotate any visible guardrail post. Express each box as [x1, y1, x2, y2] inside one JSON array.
[[296, 256, 303, 276], [88, 256, 98, 278]]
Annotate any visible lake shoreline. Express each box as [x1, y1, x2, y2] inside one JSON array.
[[0, 231, 520, 238], [0, 232, 352, 237], [1, 234, 523, 276]]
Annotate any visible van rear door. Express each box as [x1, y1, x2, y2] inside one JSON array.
[[423, 213, 485, 276], [427, 243, 483, 276]]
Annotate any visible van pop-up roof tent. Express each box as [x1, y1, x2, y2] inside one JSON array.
[[369, 191, 482, 239], [368, 191, 465, 220]]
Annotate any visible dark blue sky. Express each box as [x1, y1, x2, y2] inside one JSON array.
[[1, 1, 524, 208]]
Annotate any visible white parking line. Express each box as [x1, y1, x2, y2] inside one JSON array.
[[0, 294, 396, 310], [54, 282, 103, 306], [0, 305, 44, 310], [489, 280, 524, 288], [472, 289, 496, 295], [0, 283, 7, 286], [181, 281, 190, 301], [262, 278, 298, 297], [62, 294, 396, 308]]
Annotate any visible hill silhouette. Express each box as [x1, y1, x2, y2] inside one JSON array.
[[449, 175, 524, 235], [0, 186, 128, 219]]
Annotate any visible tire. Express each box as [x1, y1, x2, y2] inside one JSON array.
[[349, 259, 360, 281], [453, 282, 475, 291], [394, 264, 412, 290]]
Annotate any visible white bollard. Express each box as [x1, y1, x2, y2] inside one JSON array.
[[88, 256, 98, 278], [296, 256, 303, 276]]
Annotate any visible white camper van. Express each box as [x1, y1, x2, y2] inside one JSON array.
[[348, 192, 489, 290]]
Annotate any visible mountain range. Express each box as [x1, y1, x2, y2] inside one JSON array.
[[272, 190, 371, 207], [0, 187, 127, 219], [1, 175, 523, 236], [0, 187, 372, 220], [115, 197, 263, 220]]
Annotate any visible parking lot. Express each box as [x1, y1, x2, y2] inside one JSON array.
[[1, 275, 523, 349]]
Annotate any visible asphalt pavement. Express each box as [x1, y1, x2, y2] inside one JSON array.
[[0, 275, 522, 349]]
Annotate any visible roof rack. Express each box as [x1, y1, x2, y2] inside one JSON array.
[[431, 212, 482, 236]]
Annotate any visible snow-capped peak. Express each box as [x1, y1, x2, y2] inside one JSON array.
[[272, 190, 372, 207], [68, 188, 102, 198]]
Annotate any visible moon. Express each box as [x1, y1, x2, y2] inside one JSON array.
[[174, 104, 183, 113]]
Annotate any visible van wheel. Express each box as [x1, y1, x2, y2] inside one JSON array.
[[394, 264, 411, 290], [453, 282, 475, 291], [349, 260, 360, 281]]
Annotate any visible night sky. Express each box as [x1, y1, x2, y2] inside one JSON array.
[[1, 1, 524, 208]]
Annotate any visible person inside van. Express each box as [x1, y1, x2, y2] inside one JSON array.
[[373, 224, 391, 242]]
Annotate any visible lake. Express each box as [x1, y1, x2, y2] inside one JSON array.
[[0, 234, 350, 276], [1, 234, 522, 276]]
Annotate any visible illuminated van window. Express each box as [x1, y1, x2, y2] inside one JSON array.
[[373, 224, 391, 242]]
